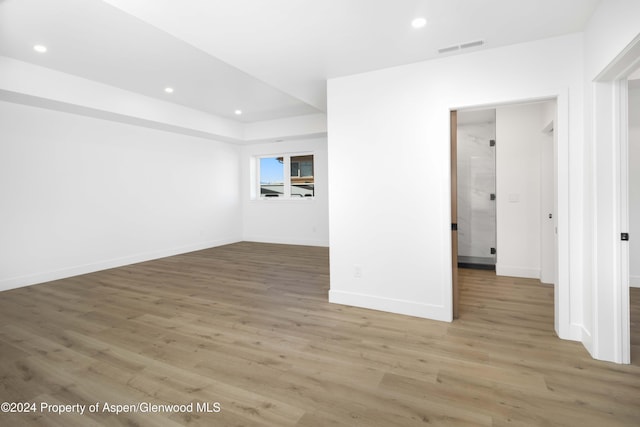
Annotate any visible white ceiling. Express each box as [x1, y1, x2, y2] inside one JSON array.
[[0, 0, 601, 123], [0, 0, 320, 122]]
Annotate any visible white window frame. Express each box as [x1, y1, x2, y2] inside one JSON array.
[[254, 152, 315, 200]]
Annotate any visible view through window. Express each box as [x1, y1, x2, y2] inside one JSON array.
[[290, 155, 314, 197], [259, 157, 284, 197]]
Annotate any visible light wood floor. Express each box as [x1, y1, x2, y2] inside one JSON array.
[[1, 242, 639, 426]]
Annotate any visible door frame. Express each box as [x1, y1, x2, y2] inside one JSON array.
[[451, 110, 459, 319], [592, 33, 640, 363], [450, 94, 571, 342]]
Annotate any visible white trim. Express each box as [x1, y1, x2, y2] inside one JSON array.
[[617, 79, 631, 364], [243, 236, 329, 247], [581, 324, 593, 349], [595, 33, 640, 82], [329, 289, 450, 322], [555, 89, 571, 341], [590, 33, 640, 363], [630, 276, 640, 288], [591, 81, 621, 362], [0, 238, 240, 292]]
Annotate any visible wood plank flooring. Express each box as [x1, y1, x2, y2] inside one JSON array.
[[0, 242, 639, 426]]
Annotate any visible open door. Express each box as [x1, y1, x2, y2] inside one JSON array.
[[451, 110, 459, 319]]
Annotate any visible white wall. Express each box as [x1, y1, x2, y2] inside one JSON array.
[[630, 85, 640, 287], [496, 103, 546, 279], [582, 0, 640, 362], [0, 101, 242, 291], [241, 138, 329, 247], [0, 56, 328, 292], [327, 34, 583, 325], [243, 114, 327, 143]]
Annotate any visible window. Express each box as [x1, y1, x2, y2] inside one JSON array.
[[257, 153, 314, 199], [290, 155, 314, 198], [259, 157, 284, 197]]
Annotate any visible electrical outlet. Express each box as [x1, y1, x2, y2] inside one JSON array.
[[354, 265, 363, 278]]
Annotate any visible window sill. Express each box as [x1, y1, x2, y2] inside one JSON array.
[[250, 197, 316, 203]]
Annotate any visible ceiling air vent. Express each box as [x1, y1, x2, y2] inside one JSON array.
[[438, 39, 485, 54], [460, 40, 484, 49], [438, 45, 460, 54]]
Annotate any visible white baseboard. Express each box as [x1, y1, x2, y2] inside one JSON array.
[[243, 235, 329, 247], [630, 275, 640, 288], [328, 289, 451, 322], [496, 265, 540, 279], [567, 323, 585, 342], [580, 325, 593, 356], [0, 237, 240, 292]]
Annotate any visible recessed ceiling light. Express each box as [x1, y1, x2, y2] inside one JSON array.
[[164, 87, 174, 93], [234, 109, 242, 115], [411, 17, 427, 29], [33, 44, 47, 53]]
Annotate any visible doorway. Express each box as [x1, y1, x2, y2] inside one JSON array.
[[452, 100, 558, 319]]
